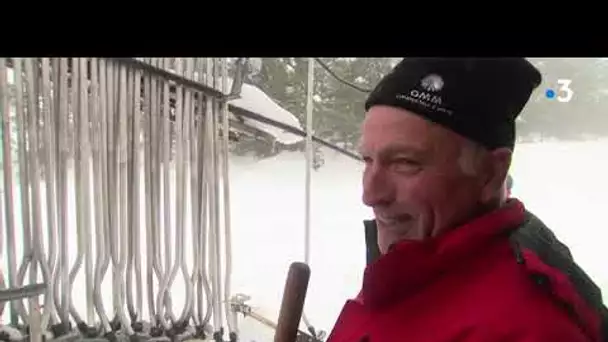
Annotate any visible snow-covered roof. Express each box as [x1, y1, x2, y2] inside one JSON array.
[[193, 68, 305, 145], [227, 81, 304, 145]]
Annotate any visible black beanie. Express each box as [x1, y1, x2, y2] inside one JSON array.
[[364, 58, 542, 150]]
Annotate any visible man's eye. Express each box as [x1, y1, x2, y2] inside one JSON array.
[[392, 158, 422, 173], [393, 158, 419, 166]]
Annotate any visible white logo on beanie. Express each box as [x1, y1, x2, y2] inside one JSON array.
[[395, 73, 453, 115], [420, 74, 444, 92]]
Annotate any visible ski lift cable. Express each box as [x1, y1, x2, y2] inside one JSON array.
[[52, 57, 66, 327], [158, 57, 173, 325], [120, 61, 133, 332], [25, 57, 57, 331], [203, 59, 219, 335], [69, 57, 87, 327], [56, 57, 74, 329], [151, 59, 163, 325], [171, 58, 195, 325], [12, 58, 34, 324], [182, 58, 201, 327], [0, 58, 13, 320], [167, 58, 188, 325], [181, 58, 196, 325], [93, 57, 112, 333], [163, 58, 185, 328], [189, 59, 203, 328], [7, 58, 40, 326], [0, 216, 5, 319], [313, 58, 372, 93], [200, 78, 214, 329], [152, 56, 168, 327], [196, 59, 214, 329], [156, 57, 175, 330], [1, 57, 22, 325], [95, 60, 133, 334], [158, 58, 176, 326], [107, 59, 121, 324], [117, 61, 134, 335], [301, 58, 315, 333], [143, 57, 156, 325], [71, 56, 97, 328], [78, 57, 95, 326], [125, 64, 137, 323], [129, 60, 144, 326], [156, 57, 177, 327], [87, 57, 105, 329], [211, 58, 225, 340], [40, 58, 61, 329], [221, 58, 237, 338], [127, 59, 145, 324], [23, 59, 40, 324], [189, 62, 207, 328], [146, 57, 167, 327], [167, 58, 184, 325]]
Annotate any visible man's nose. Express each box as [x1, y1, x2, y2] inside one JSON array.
[[362, 164, 395, 207]]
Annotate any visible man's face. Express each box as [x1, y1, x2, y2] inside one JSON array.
[[360, 105, 493, 253]]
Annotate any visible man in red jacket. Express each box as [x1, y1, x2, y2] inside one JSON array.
[[328, 58, 607, 342]]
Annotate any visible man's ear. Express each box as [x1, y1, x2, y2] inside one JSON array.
[[481, 147, 512, 203]]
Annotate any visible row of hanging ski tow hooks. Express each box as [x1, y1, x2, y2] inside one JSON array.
[[0, 58, 237, 342]]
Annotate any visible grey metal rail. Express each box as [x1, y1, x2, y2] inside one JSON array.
[[0, 283, 46, 302]]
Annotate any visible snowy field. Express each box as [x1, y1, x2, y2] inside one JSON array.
[[2, 139, 608, 341]]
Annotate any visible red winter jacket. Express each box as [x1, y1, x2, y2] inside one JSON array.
[[327, 199, 607, 342]]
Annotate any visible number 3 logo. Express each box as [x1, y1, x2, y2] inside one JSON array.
[[556, 79, 574, 103]]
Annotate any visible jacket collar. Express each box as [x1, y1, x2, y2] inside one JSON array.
[[361, 199, 526, 310]]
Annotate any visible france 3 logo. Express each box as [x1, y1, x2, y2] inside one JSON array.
[[544, 79, 574, 103]]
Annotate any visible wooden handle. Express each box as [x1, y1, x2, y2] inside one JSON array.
[[274, 262, 311, 342]]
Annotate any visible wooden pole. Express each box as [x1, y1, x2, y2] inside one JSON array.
[[274, 262, 311, 342]]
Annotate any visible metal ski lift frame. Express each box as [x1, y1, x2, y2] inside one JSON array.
[[228, 294, 324, 342], [0, 57, 237, 342], [0, 57, 346, 342], [117, 58, 362, 163], [0, 284, 47, 342], [0, 283, 46, 303], [2, 57, 358, 164], [120, 57, 333, 342]]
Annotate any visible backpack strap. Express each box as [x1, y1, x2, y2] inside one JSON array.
[[510, 211, 608, 341], [364, 219, 381, 265]]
